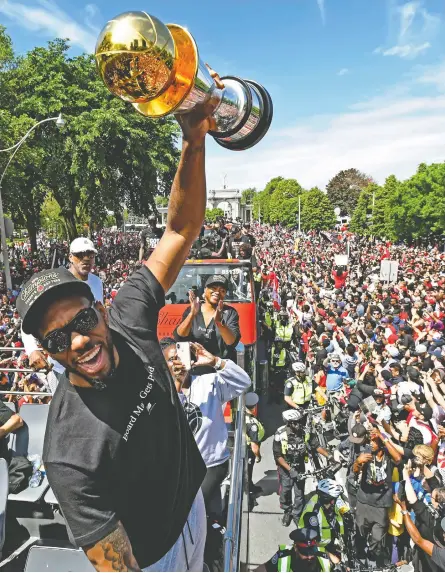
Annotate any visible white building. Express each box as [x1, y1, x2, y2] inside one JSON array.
[[133, 188, 253, 227]]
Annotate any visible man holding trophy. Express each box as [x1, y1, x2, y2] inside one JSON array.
[[16, 11, 272, 573]]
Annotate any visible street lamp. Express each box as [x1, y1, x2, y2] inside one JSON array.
[[0, 114, 64, 289]]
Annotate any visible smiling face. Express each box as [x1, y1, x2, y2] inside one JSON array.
[[204, 284, 226, 306], [37, 294, 116, 385]]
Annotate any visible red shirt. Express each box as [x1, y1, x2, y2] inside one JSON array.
[[332, 271, 348, 289]]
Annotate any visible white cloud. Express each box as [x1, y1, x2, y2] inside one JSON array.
[[0, 0, 96, 52], [337, 68, 350, 76], [84, 3, 100, 34], [376, 41, 430, 58], [316, 0, 326, 25], [206, 60, 445, 193], [375, 1, 440, 59]]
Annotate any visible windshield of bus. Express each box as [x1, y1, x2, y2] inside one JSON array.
[[165, 264, 252, 304]]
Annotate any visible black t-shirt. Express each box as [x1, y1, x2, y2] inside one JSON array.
[[174, 304, 241, 362], [432, 546, 445, 570], [357, 452, 394, 508], [43, 267, 205, 568], [0, 401, 13, 460], [140, 227, 163, 259], [265, 547, 323, 572], [227, 237, 249, 259]]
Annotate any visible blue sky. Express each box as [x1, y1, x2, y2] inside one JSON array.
[[1, 0, 444, 192]]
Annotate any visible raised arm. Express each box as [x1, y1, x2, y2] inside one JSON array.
[[146, 75, 223, 292], [84, 522, 140, 572]]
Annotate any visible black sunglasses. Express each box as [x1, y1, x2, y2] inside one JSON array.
[[40, 305, 98, 353]]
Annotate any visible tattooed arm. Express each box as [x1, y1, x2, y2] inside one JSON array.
[[84, 522, 141, 572]]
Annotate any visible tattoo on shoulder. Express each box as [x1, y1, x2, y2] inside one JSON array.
[[85, 522, 140, 572]]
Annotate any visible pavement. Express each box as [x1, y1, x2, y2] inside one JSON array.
[[247, 339, 347, 570], [247, 400, 287, 571]]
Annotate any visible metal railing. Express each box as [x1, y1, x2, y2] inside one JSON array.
[[223, 343, 247, 572]]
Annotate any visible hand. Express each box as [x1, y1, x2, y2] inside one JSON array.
[[171, 358, 187, 379], [214, 300, 224, 325], [356, 453, 372, 465], [189, 290, 200, 317], [190, 342, 218, 368], [289, 469, 300, 480], [175, 65, 224, 143], [29, 350, 48, 371], [403, 460, 413, 477], [437, 425, 445, 440]]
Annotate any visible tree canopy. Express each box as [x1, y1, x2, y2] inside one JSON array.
[[300, 187, 337, 231], [0, 33, 179, 249], [326, 168, 373, 216], [205, 208, 225, 222]]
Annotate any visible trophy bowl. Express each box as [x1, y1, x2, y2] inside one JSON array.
[[95, 11, 273, 150]]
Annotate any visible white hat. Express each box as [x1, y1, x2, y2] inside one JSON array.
[[386, 345, 400, 358], [416, 344, 427, 354], [70, 237, 97, 255]]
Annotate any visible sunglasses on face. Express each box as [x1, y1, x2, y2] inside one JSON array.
[[40, 305, 99, 353], [73, 251, 95, 259]]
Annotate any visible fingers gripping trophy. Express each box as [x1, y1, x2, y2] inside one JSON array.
[[95, 11, 273, 150]]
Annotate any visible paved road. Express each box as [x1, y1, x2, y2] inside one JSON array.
[[247, 340, 347, 570]]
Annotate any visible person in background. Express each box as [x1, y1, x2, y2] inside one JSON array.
[[161, 337, 250, 518], [174, 275, 240, 362], [255, 523, 332, 572], [21, 237, 103, 391], [227, 226, 248, 259], [245, 392, 265, 495], [138, 214, 163, 262]]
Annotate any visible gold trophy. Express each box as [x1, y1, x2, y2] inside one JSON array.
[[95, 11, 273, 150]]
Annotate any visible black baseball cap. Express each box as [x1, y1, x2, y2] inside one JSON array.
[[289, 524, 319, 555], [349, 423, 367, 444], [17, 267, 93, 335], [205, 275, 229, 289]]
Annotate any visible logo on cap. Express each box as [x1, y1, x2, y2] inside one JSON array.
[[20, 272, 61, 306]]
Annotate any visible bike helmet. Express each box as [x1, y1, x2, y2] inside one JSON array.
[[292, 362, 306, 374], [282, 409, 306, 424], [317, 479, 343, 499]]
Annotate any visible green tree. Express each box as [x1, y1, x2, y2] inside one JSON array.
[[240, 187, 256, 206], [155, 195, 169, 208], [253, 176, 283, 221], [349, 185, 376, 236], [389, 163, 445, 242], [0, 25, 14, 71], [269, 179, 303, 225], [0, 35, 179, 246], [205, 207, 225, 222], [300, 187, 336, 231], [326, 168, 373, 216]]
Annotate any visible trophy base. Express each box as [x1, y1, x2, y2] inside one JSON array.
[[212, 79, 273, 151]]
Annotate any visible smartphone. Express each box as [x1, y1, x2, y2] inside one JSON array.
[[364, 444, 372, 454], [176, 342, 192, 371]]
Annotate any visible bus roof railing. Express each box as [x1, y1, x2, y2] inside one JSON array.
[[223, 343, 247, 572]]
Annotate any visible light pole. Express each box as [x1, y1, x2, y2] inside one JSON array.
[[0, 114, 65, 289], [298, 195, 301, 233]]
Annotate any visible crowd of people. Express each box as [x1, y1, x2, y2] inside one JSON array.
[[2, 211, 445, 571], [247, 223, 445, 571]]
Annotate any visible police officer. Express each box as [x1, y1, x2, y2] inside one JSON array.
[[274, 410, 333, 527], [245, 392, 265, 494], [269, 339, 290, 404], [284, 362, 313, 410], [256, 525, 332, 572], [274, 309, 294, 343], [298, 479, 346, 557]]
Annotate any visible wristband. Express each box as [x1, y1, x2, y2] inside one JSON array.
[[214, 357, 223, 370], [401, 510, 408, 516]]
